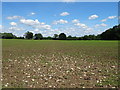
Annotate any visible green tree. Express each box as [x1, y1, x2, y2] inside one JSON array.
[[47, 36, 52, 40], [67, 35, 78, 40], [96, 34, 101, 40], [68, 35, 72, 38], [25, 31, 33, 39], [53, 34, 58, 39], [100, 24, 120, 40], [34, 33, 43, 40], [1, 33, 16, 39], [59, 33, 66, 40]]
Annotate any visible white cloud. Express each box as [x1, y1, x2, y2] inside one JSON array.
[[95, 23, 107, 28], [20, 19, 40, 26], [101, 16, 117, 22], [53, 19, 68, 24], [10, 22, 17, 26], [9, 27, 24, 31], [74, 23, 88, 29], [31, 12, 36, 15], [20, 19, 51, 30], [101, 23, 107, 27], [0, 25, 3, 32], [29, 30, 35, 34], [34, 29, 39, 32], [72, 19, 79, 23], [72, 22, 101, 36], [0, 25, 2, 29], [7, 16, 22, 20], [60, 12, 70, 16], [108, 16, 116, 19], [84, 28, 94, 34], [41, 22, 45, 25], [29, 12, 36, 16], [94, 24, 100, 28], [101, 19, 107, 22], [39, 25, 51, 30], [88, 14, 99, 20]]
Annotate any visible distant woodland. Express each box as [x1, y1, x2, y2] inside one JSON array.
[[1, 24, 120, 40]]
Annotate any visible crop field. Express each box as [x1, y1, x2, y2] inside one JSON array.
[[2, 39, 118, 88]]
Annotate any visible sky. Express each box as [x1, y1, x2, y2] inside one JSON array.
[[2, 0, 120, 2], [1, 2, 118, 37]]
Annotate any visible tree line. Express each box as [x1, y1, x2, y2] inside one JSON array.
[[0, 24, 120, 40]]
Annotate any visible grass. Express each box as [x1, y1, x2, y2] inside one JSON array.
[[2, 39, 118, 88]]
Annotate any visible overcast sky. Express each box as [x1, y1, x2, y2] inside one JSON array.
[[1, 2, 118, 37]]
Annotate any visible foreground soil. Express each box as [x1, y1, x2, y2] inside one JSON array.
[[2, 40, 118, 88]]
